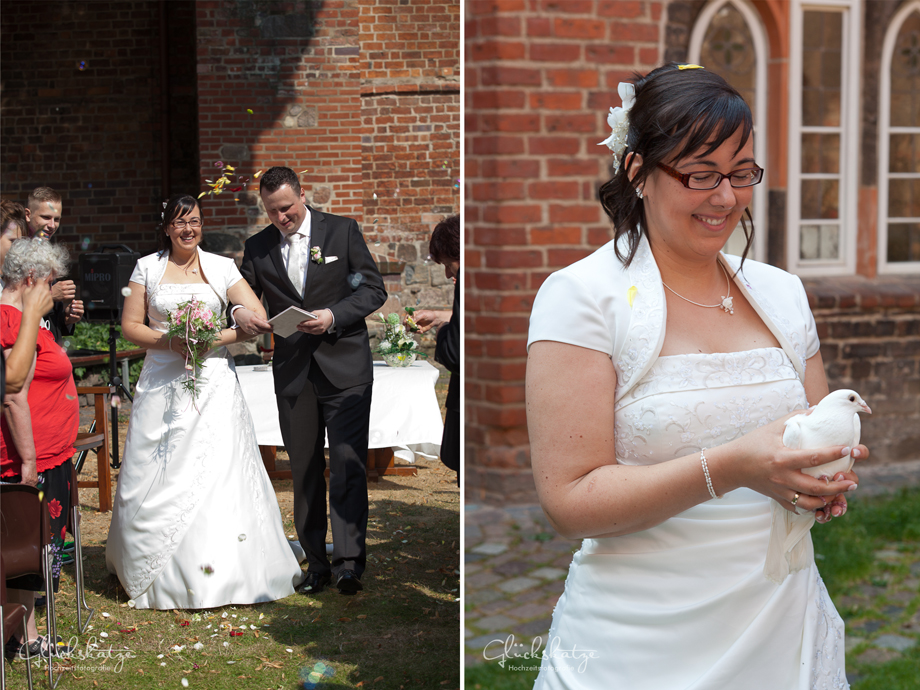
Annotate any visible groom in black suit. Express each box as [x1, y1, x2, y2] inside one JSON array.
[[234, 167, 386, 594]]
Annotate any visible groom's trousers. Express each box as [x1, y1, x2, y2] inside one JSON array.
[[277, 363, 371, 578]]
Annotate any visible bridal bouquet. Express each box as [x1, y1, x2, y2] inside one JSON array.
[[374, 309, 427, 367], [165, 298, 224, 410]]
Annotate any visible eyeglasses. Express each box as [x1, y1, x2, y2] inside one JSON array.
[[171, 218, 202, 229], [657, 162, 764, 190]]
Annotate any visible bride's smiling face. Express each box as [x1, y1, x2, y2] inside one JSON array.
[[165, 205, 203, 253], [631, 126, 755, 261]]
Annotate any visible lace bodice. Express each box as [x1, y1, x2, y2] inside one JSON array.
[[614, 347, 807, 466]]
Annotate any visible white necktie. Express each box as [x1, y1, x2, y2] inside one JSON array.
[[287, 232, 305, 297]]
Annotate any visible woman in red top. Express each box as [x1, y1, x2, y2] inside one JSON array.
[[1, 237, 77, 660]]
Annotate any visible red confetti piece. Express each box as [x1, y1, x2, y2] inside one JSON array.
[[230, 186, 243, 192], [120, 628, 137, 633], [230, 631, 244, 637], [180, 621, 190, 627]]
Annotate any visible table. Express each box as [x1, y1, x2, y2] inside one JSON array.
[[236, 360, 443, 480]]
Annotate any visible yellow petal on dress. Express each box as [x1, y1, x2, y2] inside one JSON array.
[[627, 285, 638, 308]]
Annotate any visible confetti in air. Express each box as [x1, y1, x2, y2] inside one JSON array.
[[77, 61, 87, 70], [121, 287, 132, 297], [200, 564, 215, 576], [373, 193, 377, 199], [214, 161, 224, 168], [111, 395, 121, 408], [348, 273, 365, 290], [247, 108, 254, 115], [81, 237, 91, 250], [454, 179, 460, 189], [238, 534, 247, 542]]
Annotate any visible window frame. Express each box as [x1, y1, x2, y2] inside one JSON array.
[[786, 0, 862, 276], [877, 0, 920, 274], [689, 0, 769, 263]]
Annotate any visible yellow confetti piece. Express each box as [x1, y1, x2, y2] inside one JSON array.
[[254, 170, 263, 179], [225, 165, 235, 172], [198, 192, 207, 199], [247, 109, 253, 114], [38, 491, 44, 502], [627, 286, 638, 308], [678, 64, 704, 70]]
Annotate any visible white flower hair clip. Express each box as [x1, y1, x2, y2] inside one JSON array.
[[598, 82, 636, 173]]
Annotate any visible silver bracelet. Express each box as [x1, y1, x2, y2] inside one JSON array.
[[700, 448, 722, 499]]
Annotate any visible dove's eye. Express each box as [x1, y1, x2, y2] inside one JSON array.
[[848, 395, 855, 402]]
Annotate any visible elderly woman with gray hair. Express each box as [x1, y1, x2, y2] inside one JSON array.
[[1, 237, 77, 660]]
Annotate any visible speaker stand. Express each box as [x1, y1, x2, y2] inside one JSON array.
[[108, 324, 134, 470]]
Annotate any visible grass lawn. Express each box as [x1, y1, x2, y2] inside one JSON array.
[[4, 463, 460, 690], [464, 487, 920, 690]]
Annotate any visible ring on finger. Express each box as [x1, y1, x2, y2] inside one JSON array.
[[791, 492, 800, 507]]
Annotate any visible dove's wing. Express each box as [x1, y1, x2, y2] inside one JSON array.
[[782, 416, 803, 450], [852, 411, 861, 449]]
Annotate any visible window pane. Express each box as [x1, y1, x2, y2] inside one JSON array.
[[800, 223, 840, 260], [887, 222, 920, 262], [890, 134, 920, 173], [801, 179, 840, 219], [890, 11, 920, 128], [802, 11, 842, 127], [802, 133, 840, 173], [700, 4, 757, 112], [888, 178, 920, 218]]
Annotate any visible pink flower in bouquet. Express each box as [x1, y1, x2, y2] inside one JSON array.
[[165, 297, 225, 413]]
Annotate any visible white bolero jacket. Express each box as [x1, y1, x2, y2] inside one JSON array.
[[527, 233, 820, 408]]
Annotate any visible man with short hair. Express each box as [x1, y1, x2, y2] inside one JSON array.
[[233, 167, 386, 595], [24, 187, 83, 342]]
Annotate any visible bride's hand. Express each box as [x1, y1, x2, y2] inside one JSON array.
[[717, 410, 859, 515]]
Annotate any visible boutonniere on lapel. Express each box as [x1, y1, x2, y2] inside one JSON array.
[[310, 246, 324, 264]]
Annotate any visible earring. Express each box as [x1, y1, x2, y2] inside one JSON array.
[[635, 187, 643, 200]]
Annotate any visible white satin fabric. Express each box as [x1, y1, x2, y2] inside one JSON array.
[[105, 281, 305, 610], [533, 348, 848, 690]]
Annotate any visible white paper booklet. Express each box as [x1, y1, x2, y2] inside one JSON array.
[[268, 306, 317, 338]]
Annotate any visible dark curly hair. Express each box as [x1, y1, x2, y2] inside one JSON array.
[[598, 63, 756, 268], [429, 214, 460, 265], [157, 194, 200, 254]]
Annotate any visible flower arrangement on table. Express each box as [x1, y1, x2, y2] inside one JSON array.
[[165, 298, 224, 410], [374, 308, 427, 368]]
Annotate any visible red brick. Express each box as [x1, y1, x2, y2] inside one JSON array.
[[473, 225, 528, 245], [474, 272, 530, 290], [548, 248, 593, 266], [484, 248, 545, 268], [485, 382, 527, 404], [527, 181, 580, 199], [480, 158, 541, 178], [529, 42, 581, 62], [526, 17, 552, 37], [586, 44, 634, 64], [481, 294, 536, 313], [529, 92, 584, 110], [474, 361, 528, 382], [549, 204, 601, 223], [609, 21, 658, 42], [474, 315, 531, 334], [481, 65, 542, 86], [467, 0, 527, 15], [531, 225, 583, 244], [598, 1, 644, 18], [546, 68, 598, 88], [528, 136, 581, 155], [472, 89, 527, 110], [484, 338, 529, 358], [545, 113, 596, 132], [639, 46, 659, 65], [471, 181, 526, 201], [481, 112, 541, 132], [553, 17, 606, 39], [471, 40, 526, 61], [547, 158, 603, 177], [472, 135, 526, 155], [478, 15, 523, 37]]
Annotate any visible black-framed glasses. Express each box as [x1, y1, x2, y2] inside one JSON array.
[[171, 218, 202, 229], [657, 162, 764, 190]]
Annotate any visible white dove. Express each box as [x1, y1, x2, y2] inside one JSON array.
[[763, 389, 871, 583]]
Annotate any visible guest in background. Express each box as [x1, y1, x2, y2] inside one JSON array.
[[413, 214, 460, 484], [24, 187, 83, 343], [0, 200, 54, 397], [1, 238, 77, 659]]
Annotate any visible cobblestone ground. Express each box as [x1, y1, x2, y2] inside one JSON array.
[[464, 461, 920, 685]]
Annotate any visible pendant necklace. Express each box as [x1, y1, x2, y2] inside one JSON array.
[[662, 261, 734, 315], [171, 254, 199, 275]]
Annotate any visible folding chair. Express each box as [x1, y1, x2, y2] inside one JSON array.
[[0, 485, 61, 688], [1, 555, 33, 690], [67, 465, 93, 633], [74, 386, 114, 512]]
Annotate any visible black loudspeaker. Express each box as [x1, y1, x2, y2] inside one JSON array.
[[78, 245, 140, 323]]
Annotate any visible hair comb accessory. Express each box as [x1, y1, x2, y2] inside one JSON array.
[[599, 82, 636, 174], [678, 64, 704, 70]]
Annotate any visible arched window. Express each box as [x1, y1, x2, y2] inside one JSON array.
[[689, 0, 768, 261], [878, 1, 920, 274]]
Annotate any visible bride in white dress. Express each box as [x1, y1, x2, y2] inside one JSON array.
[[526, 65, 868, 689], [105, 194, 305, 609]]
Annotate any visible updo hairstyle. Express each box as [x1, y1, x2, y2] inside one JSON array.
[[157, 194, 201, 255], [598, 63, 756, 267]]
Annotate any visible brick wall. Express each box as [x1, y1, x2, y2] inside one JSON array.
[[465, 0, 664, 502], [0, 0, 178, 252], [1, 0, 460, 317]]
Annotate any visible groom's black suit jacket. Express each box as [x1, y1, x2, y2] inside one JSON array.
[[240, 207, 387, 398]]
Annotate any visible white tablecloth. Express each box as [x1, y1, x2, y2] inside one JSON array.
[[235, 360, 443, 463]]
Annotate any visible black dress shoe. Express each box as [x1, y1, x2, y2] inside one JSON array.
[[335, 569, 363, 595], [298, 570, 331, 594]]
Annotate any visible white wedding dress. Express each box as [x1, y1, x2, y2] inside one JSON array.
[[106, 256, 305, 610], [534, 347, 848, 690]]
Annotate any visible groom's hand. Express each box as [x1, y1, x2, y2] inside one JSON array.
[[235, 308, 273, 335], [297, 308, 333, 334]]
